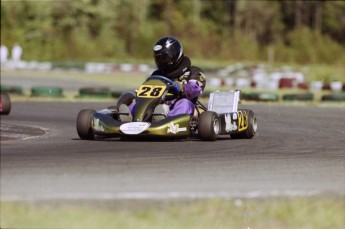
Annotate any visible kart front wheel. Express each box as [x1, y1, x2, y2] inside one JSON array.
[[76, 109, 96, 140], [198, 111, 220, 141]]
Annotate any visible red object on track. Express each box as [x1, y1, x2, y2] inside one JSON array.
[[297, 82, 309, 90], [322, 83, 331, 90], [279, 78, 294, 88]]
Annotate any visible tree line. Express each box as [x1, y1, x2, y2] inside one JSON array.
[[1, 0, 344, 65]]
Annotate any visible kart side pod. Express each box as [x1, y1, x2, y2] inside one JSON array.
[[208, 91, 257, 139], [218, 110, 250, 134], [91, 112, 192, 138]]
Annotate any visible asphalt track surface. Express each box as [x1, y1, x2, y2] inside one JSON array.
[[1, 102, 344, 201]]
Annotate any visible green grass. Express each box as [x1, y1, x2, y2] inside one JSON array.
[[1, 196, 344, 229], [301, 64, 345, 83]]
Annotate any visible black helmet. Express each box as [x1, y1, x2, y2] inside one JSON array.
[[153, 36, 184, 73]]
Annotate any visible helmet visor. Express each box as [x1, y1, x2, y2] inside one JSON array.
[[154, 52, 173, 72]]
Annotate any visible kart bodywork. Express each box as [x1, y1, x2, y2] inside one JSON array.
[[77, 75, 257, 141]]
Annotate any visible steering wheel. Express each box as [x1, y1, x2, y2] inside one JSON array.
[[146, 75, 174, 86], [146, 75, 181, 100]]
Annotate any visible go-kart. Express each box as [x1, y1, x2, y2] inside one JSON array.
[[0, 93, 11, 115], [76, 75, 257, 141]]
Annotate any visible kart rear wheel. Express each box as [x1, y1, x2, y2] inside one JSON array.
[[230, 110, 257, 139], [0, 93, 11, 115], [198, 111, 220, 141], [77, 109, 96, 140]]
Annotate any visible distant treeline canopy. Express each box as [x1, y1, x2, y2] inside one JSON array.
[[1, 0, 344, 64]]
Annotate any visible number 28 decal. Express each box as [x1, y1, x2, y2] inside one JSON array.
[[137, 85, 166, 98]]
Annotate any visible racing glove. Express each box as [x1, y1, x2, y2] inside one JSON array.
[[165, 81, 183, 101]]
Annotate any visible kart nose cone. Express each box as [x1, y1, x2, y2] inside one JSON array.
[[120, 122, 151, 135]]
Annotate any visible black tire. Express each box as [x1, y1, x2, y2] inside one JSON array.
[[78, 87, 111, 98], [76, 109, 96, 140], [321, 93, 345, 102], [31, 87, 64, 97], [1, 85, 24, 95], [116, 91, 136, 110], [247, 92, 279, 102], [230, 110, 257, 139], [282, 93, 314, 101], [0, 93, 11, 115], [198, 111, 220, 141]]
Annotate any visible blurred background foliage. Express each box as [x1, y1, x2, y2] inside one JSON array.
[[1, 0, 345, 65]]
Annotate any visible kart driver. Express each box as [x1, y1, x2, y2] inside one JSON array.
[[119, 36, 207, 121]]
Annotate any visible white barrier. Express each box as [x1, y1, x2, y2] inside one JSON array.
[[310, 81, 323, 91], [255, 79, 279, 90], [209, 78, 222, 87], [224, 78, 234, 86], [235, 78, 251, 88], [330, 81, 343, 92]]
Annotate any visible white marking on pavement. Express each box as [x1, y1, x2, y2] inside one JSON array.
[[1, 190, 322, 201], [0, 123, 49, 141]]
